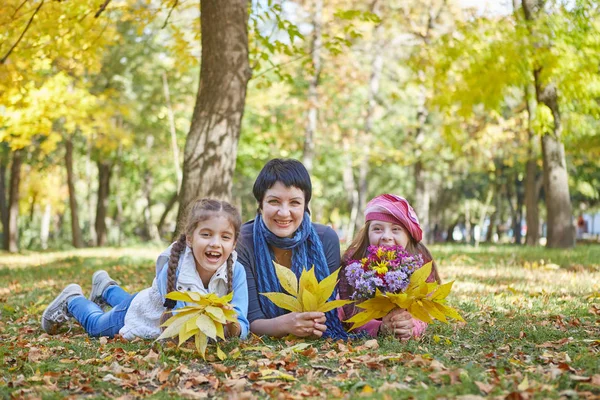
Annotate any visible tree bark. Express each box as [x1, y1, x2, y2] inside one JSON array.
[[302, 0, 322, 175], [95, 160, 112, 247], [175, 0, 251, 234], [65, 137, 84, 248], [5, 149, 23, 252], [522, 0, 575, 248]]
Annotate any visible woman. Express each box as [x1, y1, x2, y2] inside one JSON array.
[[236, 159, 347, 339]]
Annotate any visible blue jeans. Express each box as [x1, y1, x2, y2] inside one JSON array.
[[68, 286, 137, 338]]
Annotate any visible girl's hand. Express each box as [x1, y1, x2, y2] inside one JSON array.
[[284, 312, 326, 337], [224, 321, 241, 338], [381, 308, 414, 340]]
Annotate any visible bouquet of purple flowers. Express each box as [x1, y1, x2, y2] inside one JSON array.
[[345, 245, 424, 301]]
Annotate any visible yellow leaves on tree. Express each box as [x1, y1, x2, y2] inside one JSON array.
[[261, 261, 353, 314], [157, 291, 238, 359], [345, 262, 464, 331]]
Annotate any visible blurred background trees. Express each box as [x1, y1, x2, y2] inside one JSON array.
[[1, 0, 599, 252]]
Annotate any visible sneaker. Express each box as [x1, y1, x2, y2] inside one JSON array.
[[41, 284, 83, 335], [89, 270, 118, 308]]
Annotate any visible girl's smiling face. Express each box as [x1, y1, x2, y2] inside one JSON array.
[[261, 181, 305, 238], [368, 220, 411, 248], [187, 214, 236, 285]]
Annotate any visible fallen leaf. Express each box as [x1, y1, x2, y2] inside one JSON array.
[[475, 381, 494, 394], [143, 350, 159, 363], [570, 375, 591, 382], [363, 339, 379, 350]]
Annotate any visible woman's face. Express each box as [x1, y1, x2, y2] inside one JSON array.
[[368, 220, 411, 249], [261, 181, 305, 238]]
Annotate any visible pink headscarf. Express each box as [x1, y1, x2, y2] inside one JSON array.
[[364, 194, 423, 242]]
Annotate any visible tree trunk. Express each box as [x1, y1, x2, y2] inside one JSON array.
[[0, 151, 8, 238], [414, 159, 430, 243], [65, 137, 84, 248], [302, 0, 322, 175], [162, 72, 183, 191], [175, 0, 251, 234], [355, 10, 384, 232], [524, 85, 540, 246], [86, 137, 97, 245], [342, 135, 359, 241], [522, 0, 574, 248], [95, 160, 112, 247], [143, 169, 160, 241], [5, 149, 23, 252], [41, 203, 51, 250], [158, 191, 178, 239]]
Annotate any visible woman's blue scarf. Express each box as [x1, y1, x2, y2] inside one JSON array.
[[253, 212, 348, 340]]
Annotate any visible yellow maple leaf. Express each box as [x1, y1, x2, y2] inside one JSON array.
[[260, 262, 353, 317], [157, 291, 237, 359]]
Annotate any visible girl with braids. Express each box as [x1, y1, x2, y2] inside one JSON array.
[[338, 194, 441, 340], [236, 159, 348, 339], [41, 199, 249, 341]]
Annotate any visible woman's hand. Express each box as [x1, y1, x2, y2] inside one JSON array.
[[381, 308, 414, 340], [283, 312, 327, 337]]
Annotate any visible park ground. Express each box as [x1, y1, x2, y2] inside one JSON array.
[[0, 244, 599, 399]]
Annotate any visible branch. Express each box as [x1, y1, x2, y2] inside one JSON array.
[[0, 0, 44, 65], [94, 0, 111, 18], [162, 0, 179, 29], [12, 0, 29, 19]]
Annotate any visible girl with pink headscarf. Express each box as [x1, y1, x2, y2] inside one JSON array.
[[338, 194, 441, 339]]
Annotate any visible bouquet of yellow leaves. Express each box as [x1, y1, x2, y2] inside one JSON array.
[[345, 261, 464, 331], [261, 261, 352, 313], [157, 291, 238, 359]]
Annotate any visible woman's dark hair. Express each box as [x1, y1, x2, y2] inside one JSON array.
[[252, 158, 312, 212]]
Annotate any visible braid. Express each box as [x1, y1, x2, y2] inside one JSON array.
[[164, 234, 186, 309], [226, 253, 233, 294]]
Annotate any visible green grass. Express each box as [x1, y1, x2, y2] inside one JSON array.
[[1, 244, 599, 398]]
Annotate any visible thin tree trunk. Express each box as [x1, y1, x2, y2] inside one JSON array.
[[355, 9, 384, 231], [41, 203, 51, 250], [86, 137, 96, 245], [175, 0, 251, 234], [65, 136, 84, 248], [95, 160, 112, 247], [302, 0, 322, 175], [5, 149, 23, 252], [158, 191, 178, 238], [0, 152, 8, 237], [524, 85, 540, 245], [162, 72, 182, 191], [522, 0, 574, 248], [475, 187, 493, 248], [414, 158, 430, 243], [143, 169, 159, 241], [342, 135, 358, 241]]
